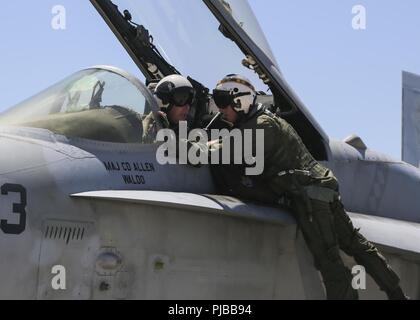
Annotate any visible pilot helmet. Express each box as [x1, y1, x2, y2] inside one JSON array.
[[147, 80, 165, 110], [155, 75, 195, 111], [213, 74, 257, 115]]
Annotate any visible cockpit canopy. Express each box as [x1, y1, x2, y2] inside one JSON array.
[[91, 0, 329, 160], [0, 66, 158, 143]]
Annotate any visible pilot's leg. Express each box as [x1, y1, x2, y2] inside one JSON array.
[[292, 197, 358, 300], [331, 197, 407, 300]]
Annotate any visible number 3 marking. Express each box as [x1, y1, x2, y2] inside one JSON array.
[[1, 184, 27, 235]]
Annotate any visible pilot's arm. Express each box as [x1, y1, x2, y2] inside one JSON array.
[[183, 136, 224, 168]]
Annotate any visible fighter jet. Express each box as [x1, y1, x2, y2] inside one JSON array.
[[0, 0, 419, 300]]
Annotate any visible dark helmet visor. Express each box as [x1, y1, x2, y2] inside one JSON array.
[[212, 89, 234, 109], [213, 89, 251, 109], [170, 87, 195, 107]]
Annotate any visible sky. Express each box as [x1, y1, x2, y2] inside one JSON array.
[[1, 1, 419, 160]]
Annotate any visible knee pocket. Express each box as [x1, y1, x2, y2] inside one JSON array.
[[341, 230, 378, 255]]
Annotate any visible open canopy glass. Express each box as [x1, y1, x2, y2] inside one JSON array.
[[107, 0, 273, 92], [0, 67, 157, 143]]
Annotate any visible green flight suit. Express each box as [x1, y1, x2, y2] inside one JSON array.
[[211, 106, 404, 300]]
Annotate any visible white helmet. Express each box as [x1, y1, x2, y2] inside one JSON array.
[[155, 75, 195, 111], [147, 81, 165, 109], [213, 74, 257, 115]]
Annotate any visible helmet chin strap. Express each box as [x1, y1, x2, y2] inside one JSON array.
[[252, 94, 258, 106], [236, 112, 246, 125], [166, 104, 178, 126], [246, 96, 258, 115], [166, 104, 174, 113]]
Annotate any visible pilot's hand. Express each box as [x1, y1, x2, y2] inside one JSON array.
[[207, 139, 222, 151]]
